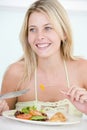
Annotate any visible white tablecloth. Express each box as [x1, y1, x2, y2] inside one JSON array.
[[0, 115, 87, 130]]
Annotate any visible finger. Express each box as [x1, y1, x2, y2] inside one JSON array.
[[0, 100, 4, 111], [79, 94, 87, 103], [75, 89, 86, 101], [67, 86, 86, 101], [67, 87, 79, 101], [67, 85, 85, 95], [0, 100, 9, 115], [67, 85, 77, 95]]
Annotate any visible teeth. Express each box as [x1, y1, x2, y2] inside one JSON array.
[[37, 43, 49, 48]]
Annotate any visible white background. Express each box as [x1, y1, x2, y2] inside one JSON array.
[[0, 0, 87, 88]]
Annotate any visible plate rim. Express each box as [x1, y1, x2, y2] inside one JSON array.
[[2, 110, 81, 126]]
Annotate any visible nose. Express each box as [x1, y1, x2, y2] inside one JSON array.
[[37, 30, 45, 40]]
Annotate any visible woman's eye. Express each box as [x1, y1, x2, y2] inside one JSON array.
[[29, 28, 36, 32], [45, 26, 52, 31]]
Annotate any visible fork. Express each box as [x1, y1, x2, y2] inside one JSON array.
[[0, 88, 30, 99]]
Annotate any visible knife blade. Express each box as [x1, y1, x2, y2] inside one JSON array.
[[0, 88, 30, 99]]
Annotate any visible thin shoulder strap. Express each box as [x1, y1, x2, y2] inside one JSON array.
[[63, 60, 70, 88], [35, 68, 38, 105]]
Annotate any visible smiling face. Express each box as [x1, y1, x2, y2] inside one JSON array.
[[28, 11, 61, 58]]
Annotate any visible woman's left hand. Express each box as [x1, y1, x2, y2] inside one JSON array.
[[64, 85, 87, 114]]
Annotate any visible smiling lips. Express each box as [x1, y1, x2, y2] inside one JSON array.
[[36, 43, 51, 49]]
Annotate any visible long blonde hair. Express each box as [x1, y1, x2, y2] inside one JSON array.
[[19, 0, 74, 80]]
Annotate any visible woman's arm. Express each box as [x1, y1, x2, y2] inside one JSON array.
[[0, 61, 24, 114]]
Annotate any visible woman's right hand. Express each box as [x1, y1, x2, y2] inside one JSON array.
[[0, 100, 9, 115]]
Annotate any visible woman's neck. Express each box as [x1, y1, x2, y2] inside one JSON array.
[[37, 54, 64, 74]]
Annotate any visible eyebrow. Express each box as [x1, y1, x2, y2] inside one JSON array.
[[28, 23, 52, 28]]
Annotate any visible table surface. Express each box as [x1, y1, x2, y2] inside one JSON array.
[[0, 114, 87, 130]]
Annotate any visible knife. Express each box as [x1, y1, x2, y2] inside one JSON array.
[[0, 88, 30, 99]]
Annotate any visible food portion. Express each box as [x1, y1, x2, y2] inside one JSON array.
[[14, 106, 48, 121], [14, 106, 67, 122], [49, 112, 67, 122]]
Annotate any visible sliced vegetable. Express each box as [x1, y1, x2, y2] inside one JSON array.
[[31, 115, 48, 121], [16, 113, 32, 120]]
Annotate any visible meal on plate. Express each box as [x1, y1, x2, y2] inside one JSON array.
[[14, 106, 48, 121], [14, 106, 67, 122]]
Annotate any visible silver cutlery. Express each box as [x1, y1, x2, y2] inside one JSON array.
[[0, 88, 30, 99]]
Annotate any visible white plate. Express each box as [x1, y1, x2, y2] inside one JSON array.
[[2, 110, 81, 126]]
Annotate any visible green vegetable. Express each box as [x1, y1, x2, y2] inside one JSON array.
[[31, 115, 47, 121], [21, 107, 30, 114], [30, 106, 37, 111], [21, 106, 37, 114]]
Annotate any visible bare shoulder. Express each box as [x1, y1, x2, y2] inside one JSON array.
[[4, 61, 24, 80], [71, 58, 87, 74], [75, 58, 87, 70], [73, 58, 87, 89], [1, 61, 24, 93], [6, 61, 24, 77]]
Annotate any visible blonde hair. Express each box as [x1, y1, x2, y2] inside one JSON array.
[[19, 0, 74, 80]]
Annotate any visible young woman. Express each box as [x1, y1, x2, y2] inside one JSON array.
[[0, 0, 87, 116]]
